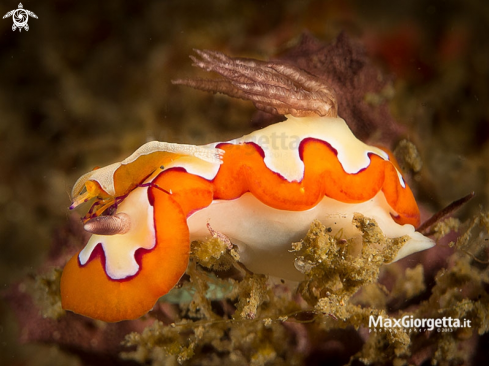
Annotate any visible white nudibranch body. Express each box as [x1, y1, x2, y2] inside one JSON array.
[[62, 46, 434, 322]]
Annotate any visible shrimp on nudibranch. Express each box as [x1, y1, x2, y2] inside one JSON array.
[[61, 48, 434, 322]]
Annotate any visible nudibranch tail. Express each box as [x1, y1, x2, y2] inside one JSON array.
[[172, 49, 338, 118]]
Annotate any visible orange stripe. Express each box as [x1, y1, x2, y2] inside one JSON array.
[[212, 140, 419, 226]]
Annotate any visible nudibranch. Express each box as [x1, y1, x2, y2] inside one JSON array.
[[61, 49, 434, 322]]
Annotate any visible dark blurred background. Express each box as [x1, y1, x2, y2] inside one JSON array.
[[1, 0, 488, 364]]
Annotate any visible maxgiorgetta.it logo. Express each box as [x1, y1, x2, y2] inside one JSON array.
[[3, 3, 38, 32], [369, 315, 472, 333]]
